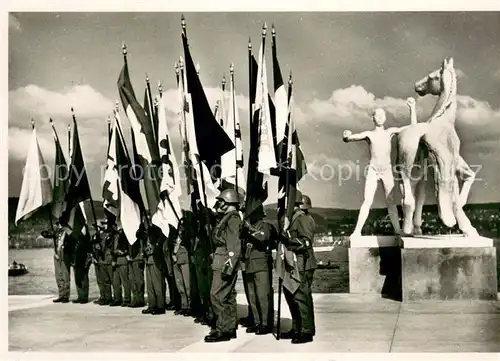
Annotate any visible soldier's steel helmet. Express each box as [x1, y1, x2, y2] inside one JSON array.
[[216, 188, 240, 204], [300, 195, 312, 210]]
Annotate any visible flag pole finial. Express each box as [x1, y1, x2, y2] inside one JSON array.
[[181, 14, 186, 32], [31, 118, 35, 129], [175, 62, 179, 74], [230, 63, 234, 76], [248, 37, 252, 50], [70, 107, 75, 115], [222, 73, 226, 88], [49, 118, 53, 125], [115, 100, 119, 113], [289, 70, 293, 85], [153, 96, 159, 107], [122, 43, 127, 56], [262, 23, 267, 37], [272, 24, 276, 37], [196, 63, 200, 75], [158, 81, 163, 94], [145, 73, 150, 83], [179, 57, 184, 71]]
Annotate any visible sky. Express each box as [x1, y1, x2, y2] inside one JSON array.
[[8, 11, 500, 209]]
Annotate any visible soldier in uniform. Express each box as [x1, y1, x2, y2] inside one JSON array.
[[142, 224, 167, 315], [128, 224, 146, 308], [72, 224, 92, 304], [91, 220, 107, 305], [43, 217, 73, 303], [162, 223, 181, 312], [111, 228, 131, 307], [102, 220, 118, 305], [172, 218, 192, 316], [204, 189, 242, 343], [280, 191, 317, 344], [241, 205, 274, 335]]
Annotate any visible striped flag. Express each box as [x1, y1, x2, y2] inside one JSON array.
[[221, 65, 246, 197], [181, 33, 234, 208], [245, 30, 276, 219], [102, 115, 119, 217], [118, 54, 163, 232], [114, 117, 143, 244], [15, 124, 53, 226]]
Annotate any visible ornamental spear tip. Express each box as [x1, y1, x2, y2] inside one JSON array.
[[122, 43, 127, 55], [262, 23, 267, 36], [248, 37, 252, 50]]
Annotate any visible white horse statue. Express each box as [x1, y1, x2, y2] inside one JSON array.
[[397, 57, 478, 237]]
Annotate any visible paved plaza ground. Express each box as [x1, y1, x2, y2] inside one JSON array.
[[7, 293, 500, 353]]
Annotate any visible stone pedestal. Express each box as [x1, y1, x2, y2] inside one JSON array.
[[401, 235, 497, 301], [349, 236, 402, 300]]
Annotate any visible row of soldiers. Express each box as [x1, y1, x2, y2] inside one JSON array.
[[45, 189, 317, 345]]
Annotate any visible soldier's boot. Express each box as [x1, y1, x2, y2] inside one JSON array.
[[291, 333, 314, 344], [204, 330, 231, 343]]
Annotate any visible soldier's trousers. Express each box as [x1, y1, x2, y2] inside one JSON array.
[[193, 255, 212, 321], [164, 254, 181, 308], [210, 270, 238, 334], [94, 263, 105, 300], [73, 264, 89, 301], [173, 263, 191, 310], [146, 262, 165, 310], [241, 271, 255, 326], [100, 264, 113, 302], [283, 270, 316, 336], [128, 261, 145, 305], [112, 264, 131, 303], [54, 254, 71, 299], [246, 270, 271, 327]]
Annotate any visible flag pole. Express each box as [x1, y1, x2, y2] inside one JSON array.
[[230, 63, 239, 194], [71, 107, 98, 228], [145, 74, 157, 143]]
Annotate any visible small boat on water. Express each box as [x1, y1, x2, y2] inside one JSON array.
[[8, 261, 29, 277], [317, 261, 339, 270]]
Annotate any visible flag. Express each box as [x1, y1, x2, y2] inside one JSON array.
[[284, 80, 308, 230], [102, 116, 119, 217], [115, 117, 143, 245], [50, 119, 69, 220], [181, 33, 234, 178], [154, 91, 182, 234], [64, 112, 92, 217], [181, 33, 234, 208], [221, 68, 246, 197], [272, 30, 288, 166], [15, 125, 53, 225], [245, 35, 276, 218], [118, 57, 162, 229], [144, 80, 158, 147]]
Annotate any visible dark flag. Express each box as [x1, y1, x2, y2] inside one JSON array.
[[64, 110, 92, 214], [50, 119, 69, 220], [181, 33, 234, 177]]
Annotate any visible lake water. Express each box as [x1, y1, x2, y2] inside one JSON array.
[[8, 248, 350, 297]]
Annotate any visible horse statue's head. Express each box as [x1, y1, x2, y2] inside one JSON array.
[[415, 57, 456, 97]]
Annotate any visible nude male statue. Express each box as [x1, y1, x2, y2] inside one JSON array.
[[343, 98, 417, 237]]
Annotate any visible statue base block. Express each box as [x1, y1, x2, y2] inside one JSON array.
[[401, 235, 497, 301], [349, 236, 402, 300]]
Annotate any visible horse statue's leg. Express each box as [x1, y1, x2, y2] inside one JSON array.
[[451, 174, 479, 237], [412, 147, 431, 236], [456, 155, 475, 207], [423, 135, 457, 228], [397, 130, 423, 235]]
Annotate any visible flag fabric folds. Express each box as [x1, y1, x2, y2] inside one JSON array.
[[102, 115, 120, 217], [221, 69, 246, 197], [64, 113, 92, 216], [50, 120, 69, 220], [15, 126, 53, 226], [114, 116, 143, 245]]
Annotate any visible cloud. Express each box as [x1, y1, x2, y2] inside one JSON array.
[[9, 14, 21, 32]]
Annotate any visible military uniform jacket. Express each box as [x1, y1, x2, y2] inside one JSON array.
[[73, 231, 91, 267], [113, 231, 129, 265], [54, 227, 73, 258], [286, 210, 317, 272], [102, 229, 118, 265], [145, 225, 166, 269], [211, 210, 242, 272], [243, 220, 273, 274]]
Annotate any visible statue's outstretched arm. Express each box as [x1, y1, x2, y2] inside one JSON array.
[[343, 130, 369, 143]]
